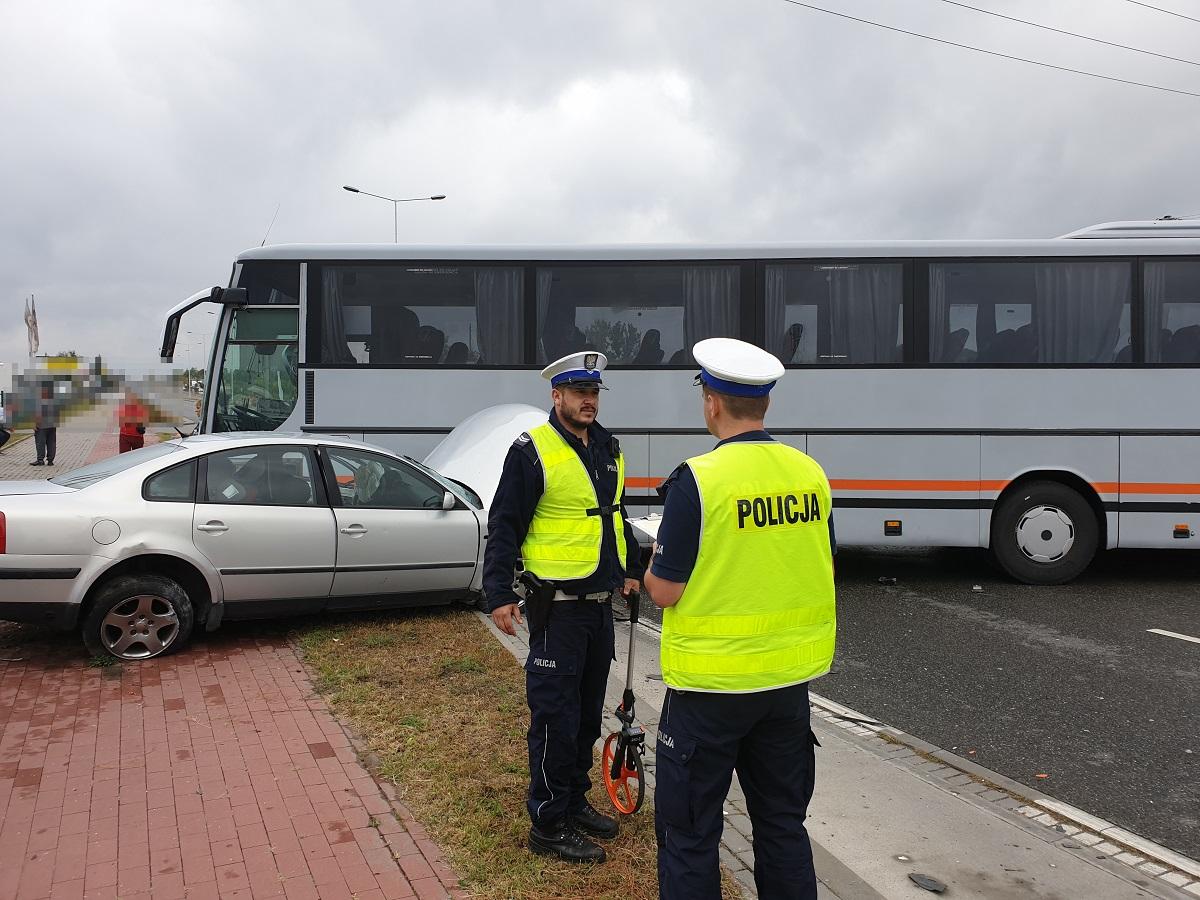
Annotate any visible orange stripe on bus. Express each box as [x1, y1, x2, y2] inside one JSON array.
[[625, 477, 1197, 496], [829, 479, 1002, 492], [1118, 482, 1200, 495], [625, 477, 663, 489]]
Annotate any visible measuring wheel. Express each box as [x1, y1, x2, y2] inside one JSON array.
[[603, 728, 646, 814]]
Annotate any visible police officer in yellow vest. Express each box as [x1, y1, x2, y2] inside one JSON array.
[[484, 351, 643, 863], [644, 338, 836, 900]]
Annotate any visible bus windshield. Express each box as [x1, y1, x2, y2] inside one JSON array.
[[214, 308, 299, 432]]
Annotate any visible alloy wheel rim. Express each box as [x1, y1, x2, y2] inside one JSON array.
[[100, 594, 179, 659]]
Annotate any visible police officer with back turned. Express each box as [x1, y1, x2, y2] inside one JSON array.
[[484, 351, 643, 863], [644, 338, 837, 900]]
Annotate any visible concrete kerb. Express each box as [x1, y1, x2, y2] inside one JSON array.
[[808, 690, 1200, 891]]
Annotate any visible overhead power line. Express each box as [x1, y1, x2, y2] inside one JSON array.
[[1125, 1, 1200, 25], [934, 0, 1200, 68], [774, 0, 1200, 99]]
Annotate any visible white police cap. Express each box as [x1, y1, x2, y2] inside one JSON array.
[[540, 351, 609, 390], [692, 338, 784, 397]]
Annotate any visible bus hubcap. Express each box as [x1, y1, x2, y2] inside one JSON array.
[[1015, 506, 1074, 563]]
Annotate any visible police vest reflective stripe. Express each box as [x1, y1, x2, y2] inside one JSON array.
[[660, 441, 836, 693], [520, 423, 628, 581]]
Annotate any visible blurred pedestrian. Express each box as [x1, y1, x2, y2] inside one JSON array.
[[118, 390, 149, 453], [31, 383, 58, 466]]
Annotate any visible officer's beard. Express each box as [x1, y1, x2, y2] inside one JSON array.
[[559, 403, 596, 432]]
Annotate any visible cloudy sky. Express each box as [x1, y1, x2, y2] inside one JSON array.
[[2, 0, 1198, 372]]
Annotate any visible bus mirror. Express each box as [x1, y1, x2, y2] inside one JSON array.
[[253, 343, 276, 356], [211, 286, 249, 306]]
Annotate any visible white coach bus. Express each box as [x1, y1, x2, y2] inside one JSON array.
[[161, 218, 1200, 584]]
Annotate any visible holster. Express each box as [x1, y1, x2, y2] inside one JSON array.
[[518, 571, 556, 633]]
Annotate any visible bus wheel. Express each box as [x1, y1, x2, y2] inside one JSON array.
[[990, 481, 1098, 585]]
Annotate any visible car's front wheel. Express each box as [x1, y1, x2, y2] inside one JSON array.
[[82, 575, 194, 661]]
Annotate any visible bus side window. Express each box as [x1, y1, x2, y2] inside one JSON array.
[[1144, 260, 1200, 363], [764, 263, 904, 365], [535, 265, 740, 365], [929, 261, 1131, 365], [317, 265, 524, 366]]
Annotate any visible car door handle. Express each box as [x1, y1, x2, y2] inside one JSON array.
[[196, 521, 229, 534], [339, 525, 368, 535]]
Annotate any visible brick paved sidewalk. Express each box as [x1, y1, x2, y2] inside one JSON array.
[[0, 631, 464, 900]]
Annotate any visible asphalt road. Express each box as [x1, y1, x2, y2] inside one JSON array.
[[634, 545, 1199, 859]]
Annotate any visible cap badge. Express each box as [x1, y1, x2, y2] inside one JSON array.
[[585, 353, 598, 370]]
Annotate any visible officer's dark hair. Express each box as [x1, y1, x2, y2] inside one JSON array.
[[702, 384, 769, 421]]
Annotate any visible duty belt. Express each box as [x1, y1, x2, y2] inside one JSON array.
[[551, 590, 612, 603], [586, 504, 621, 516]]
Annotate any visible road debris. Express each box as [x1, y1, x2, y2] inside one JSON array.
[[971, 584, 983, 592], [908, 873, 947, 893], [878, 576, 898, 585]]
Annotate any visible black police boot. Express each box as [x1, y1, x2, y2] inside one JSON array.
[[568, 801, 619, 840], [528, 821, 606, 863]]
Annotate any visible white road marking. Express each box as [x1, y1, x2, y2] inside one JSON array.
[[1146, 628, 1200, 645]]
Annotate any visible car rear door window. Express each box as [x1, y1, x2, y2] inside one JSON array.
[[203, 447, 319, 507]]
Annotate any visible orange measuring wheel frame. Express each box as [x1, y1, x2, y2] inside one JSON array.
[[602, 593, 647, 815]]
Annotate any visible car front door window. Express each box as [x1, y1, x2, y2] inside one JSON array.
[[325, 449, 442, 509]]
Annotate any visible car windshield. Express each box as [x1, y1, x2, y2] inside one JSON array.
[[403, 455, 484, 509], [50, 442, 184, 488]]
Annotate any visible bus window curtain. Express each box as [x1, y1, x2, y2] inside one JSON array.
[[828, 265, 903, 363], [1143, 262, 1168, 362], [1034, 262, 1129, 363], [320, 268, 355, 364], [928, 265, 950, 362], [764, 267, 789, 359], [682, 267, 738, 360], [474, 268, 523, 364], [537, 269, 574, 363]]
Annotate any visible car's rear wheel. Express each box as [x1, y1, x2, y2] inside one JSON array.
[[82, 575, 194, 661]]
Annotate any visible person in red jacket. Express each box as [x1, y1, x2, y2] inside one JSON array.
[[117, 391, 149, 453]]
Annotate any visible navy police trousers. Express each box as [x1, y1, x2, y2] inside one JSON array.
[[525, 601, 615, 828], [655, 682, 820, 900]]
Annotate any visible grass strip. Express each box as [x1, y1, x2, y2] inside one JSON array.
[[295, 606, 741, 899]]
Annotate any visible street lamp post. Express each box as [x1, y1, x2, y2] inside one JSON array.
[[342, 186, 446, 242]]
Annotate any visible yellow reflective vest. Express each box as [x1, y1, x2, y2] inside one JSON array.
[[520, 423, 628, 581], [660, 440, 836, 693]]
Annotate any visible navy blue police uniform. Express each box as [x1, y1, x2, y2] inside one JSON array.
[[484, 410, 644, 840], [653, 434, 835, 900]]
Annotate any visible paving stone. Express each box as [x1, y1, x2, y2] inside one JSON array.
[[1137, 861, 1169, 877], [1113, 851, 1145, 866], [1093, 841, 1121, 856], [1160, 872, 1191, 888]]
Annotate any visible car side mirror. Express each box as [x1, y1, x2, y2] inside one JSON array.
[[441, 491, 457, 511]]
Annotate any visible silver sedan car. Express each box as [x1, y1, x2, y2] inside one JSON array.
[[0, 433, 487, 661]]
